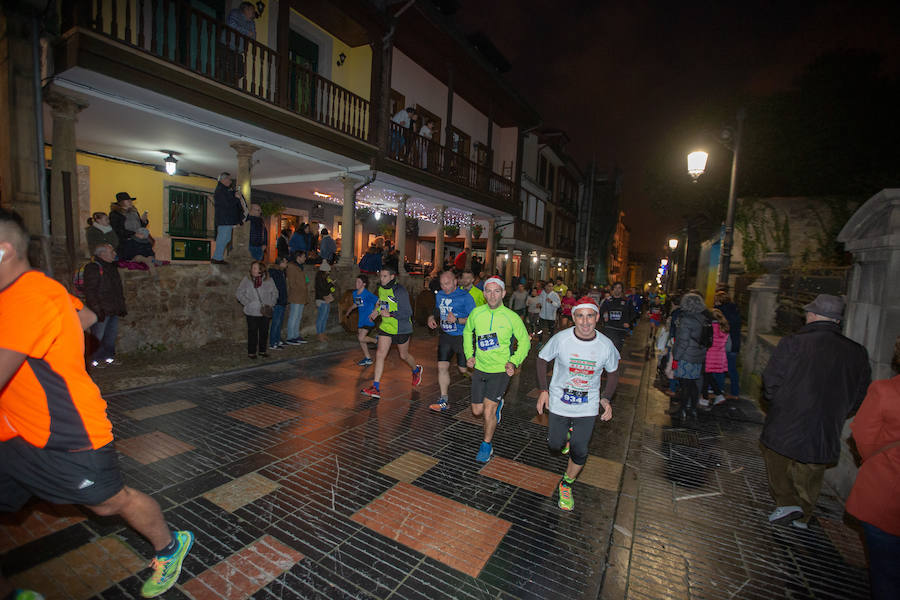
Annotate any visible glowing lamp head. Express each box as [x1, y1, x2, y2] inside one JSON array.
[[687, 150, 708, 180], [668, 238, 679, 250], [164, 152, 178, 175]]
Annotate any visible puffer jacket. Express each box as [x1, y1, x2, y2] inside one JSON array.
[[704, 322, 729, 372], [673, 294, 708, 364], [235, 276, 278, 317], [83, 258, 126, 321]]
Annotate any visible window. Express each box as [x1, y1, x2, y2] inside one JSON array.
[[415, 105, 441, 143], [474, 142, 490, 167], [547, 164, 556, 198], [389, 90, 406, 118], [449, 127, 470, 158], [167, 186, 214, 238], [538, 155, 547, 187]]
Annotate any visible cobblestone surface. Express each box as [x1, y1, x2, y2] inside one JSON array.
[[0, 321, 871, 599]]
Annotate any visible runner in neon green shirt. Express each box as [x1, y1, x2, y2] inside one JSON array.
[[463, 277, 531, 462], [460, 270, 486, 306]]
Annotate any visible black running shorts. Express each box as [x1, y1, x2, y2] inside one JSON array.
[[376, 330, 411, 345], [0, 438, 124, 512], [437, 334, 467, 367], [471, 369, 510, 404]]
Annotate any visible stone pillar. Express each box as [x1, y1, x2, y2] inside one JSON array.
[[505, 250, 515, 282], [229, 141, 260, 260], [45, 91, 87, 258], [745, 252, 790, 370], [464, 217, 473, 271], [485, 218, 496, 276], [432, 205, 445, 275], [338, 176, 356, 267], [395, 195, 408, 275]]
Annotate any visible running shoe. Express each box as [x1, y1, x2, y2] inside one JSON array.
[[495, 398, 504, 425], [561, 426, 573, 455], [361, 385, 381, 399], [357, 357, 374, 367], [429, 400, 449, 412], [411, 365, 423, 386], [558, 480, 574, 511], [140, 530, 194, 598], [475, 441, 494, 463], [284, 338, 302, 345], [713, 394, 726, 406]]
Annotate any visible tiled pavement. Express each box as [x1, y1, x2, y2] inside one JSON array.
[[0, 323, 872, 599]]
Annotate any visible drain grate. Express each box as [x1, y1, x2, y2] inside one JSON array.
[[662, 430, 701, 448]]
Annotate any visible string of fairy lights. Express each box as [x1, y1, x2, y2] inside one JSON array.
[[315, 187, 476, 228]]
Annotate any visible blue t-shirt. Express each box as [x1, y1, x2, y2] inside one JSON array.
[[353, 288, 378, 328], [435, 287, 476, 336]]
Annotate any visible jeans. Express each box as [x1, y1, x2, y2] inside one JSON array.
[[246, 315, 269, 355], [726, 351, 740, 396], [286, 303, 304, 340], [861, 521, 900, 600], [249, 245, 264, 261], [90, 315, 119, 361], [269, 304, 286, 346], [316, 301, 331, 334], [212, 225, 233, 261]]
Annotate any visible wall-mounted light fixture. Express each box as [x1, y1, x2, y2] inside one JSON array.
[[313, 191, 331, 199], [336, 52, 347, 67], [163, 151, 178, 175]]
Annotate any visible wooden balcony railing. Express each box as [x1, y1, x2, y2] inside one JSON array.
[[388, 122, 515, 204], [66, 0, 369, 142]]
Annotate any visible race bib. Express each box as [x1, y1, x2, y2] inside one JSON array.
[[561, 388, 589, 405], [354, 296, 364, 306], [609, 310, 623, 321], [379, 300, 390, 312], [477, 332, 500, 351], [441, 320, 455, 333]]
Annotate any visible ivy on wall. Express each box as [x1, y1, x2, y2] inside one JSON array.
[[804, 196, 861, 266], [735, 199, 791, 274]]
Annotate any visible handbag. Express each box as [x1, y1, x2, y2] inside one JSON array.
[[255, 286, 274, 318]]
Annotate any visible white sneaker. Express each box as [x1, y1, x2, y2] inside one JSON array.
[[713, 394, 726, 405], [768, 505, 802, 522], [791, 519, 808, 529], [698, 398, 710, 408]]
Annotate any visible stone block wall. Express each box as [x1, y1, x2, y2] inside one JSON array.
[[116, 263, 427, 352]]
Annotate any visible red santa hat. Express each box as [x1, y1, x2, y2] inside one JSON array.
[[572, 296, 600, 314]]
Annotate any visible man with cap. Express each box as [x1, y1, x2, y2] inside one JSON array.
[[463, 277, 531, 463], [536, 296, 619, 511], [760, 294, 870, 529]]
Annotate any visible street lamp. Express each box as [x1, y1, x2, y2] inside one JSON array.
[[686, 107, 745, 286], [668, 238, 678, 251]]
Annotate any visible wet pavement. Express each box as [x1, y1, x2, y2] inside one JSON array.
[[0, 321, 871, 599]]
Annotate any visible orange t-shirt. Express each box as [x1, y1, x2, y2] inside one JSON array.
[[0, 270, 113, 450]]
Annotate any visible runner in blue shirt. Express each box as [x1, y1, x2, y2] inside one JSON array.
[[426, 270, 476, 412], [345, 274, 379, 366]]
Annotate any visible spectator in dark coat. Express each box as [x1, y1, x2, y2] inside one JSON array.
[[358, 245, 382, 273], [83, 244, 126, 368], [319, 228, 337, 263], [212, 172, 244, 264], [276, 228, 291, 260], [288, 223, 312, 254], [247, 204, 268, 261], [109, 192, 148, 254], [760, 294, 871, 529], [85, 212, 118, 253], [267, 256, 289, 349], [668, 292, 707, 421]]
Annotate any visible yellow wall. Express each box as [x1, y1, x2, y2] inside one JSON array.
[[46, 147, 217, 239], [292, 10, 372, 100]]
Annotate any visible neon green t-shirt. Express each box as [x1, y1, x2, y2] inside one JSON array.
[[377, 285, 399, 334], [463, 303, 531, 373], [467, 286, 486, 306]]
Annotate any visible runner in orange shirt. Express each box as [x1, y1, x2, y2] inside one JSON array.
[[0, 209, 193, 599]]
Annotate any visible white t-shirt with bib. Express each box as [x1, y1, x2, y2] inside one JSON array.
[[538, 328, 620, 417]]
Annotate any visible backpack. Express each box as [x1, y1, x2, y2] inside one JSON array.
[[699, 314, 714, 348], [73, 260, 102, 298]]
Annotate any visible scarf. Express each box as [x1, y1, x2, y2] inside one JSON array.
[[93, 223, 113, 234], [253, 275, 262, 288]]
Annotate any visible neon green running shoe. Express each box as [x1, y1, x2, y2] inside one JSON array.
[[558, 480, 574, 511], [561, 426, 573, 455], [13, 591, 45, 600], [140, 530, 194, 598]]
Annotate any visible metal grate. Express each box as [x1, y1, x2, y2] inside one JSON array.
[[662, 430, 700, 448]]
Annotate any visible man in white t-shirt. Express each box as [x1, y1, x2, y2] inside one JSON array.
[[536, 296, 619, 511], [537, 281, 561, 344]]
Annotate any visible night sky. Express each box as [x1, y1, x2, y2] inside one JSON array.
[[455, 0, 900, 254]]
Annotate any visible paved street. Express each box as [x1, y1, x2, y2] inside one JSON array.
[[0, 321, 871, 599]]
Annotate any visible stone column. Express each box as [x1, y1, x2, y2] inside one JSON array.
[[395, 195, 408, 275], [485, 218, 496, 276], [432, 205, 445, 275], [464, 217, 473, 271], [45, 90, 87, 257], [745, 252, 790, 370], [338, 176, 356, 267], [229, 141, 260, 260]]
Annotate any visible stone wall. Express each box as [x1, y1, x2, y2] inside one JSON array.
[[116, 263, 427, 353]]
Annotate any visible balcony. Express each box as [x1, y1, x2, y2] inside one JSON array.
[[63, 0, 370, 143], [387, 122, 515, 205], [512, 219, 544, 247]]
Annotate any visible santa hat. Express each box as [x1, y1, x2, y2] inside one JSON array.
[[483, 276, 505, 290], [572, 296, 599, 314]]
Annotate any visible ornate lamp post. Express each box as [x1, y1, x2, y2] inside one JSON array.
[[687, 108, 745, 286]]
